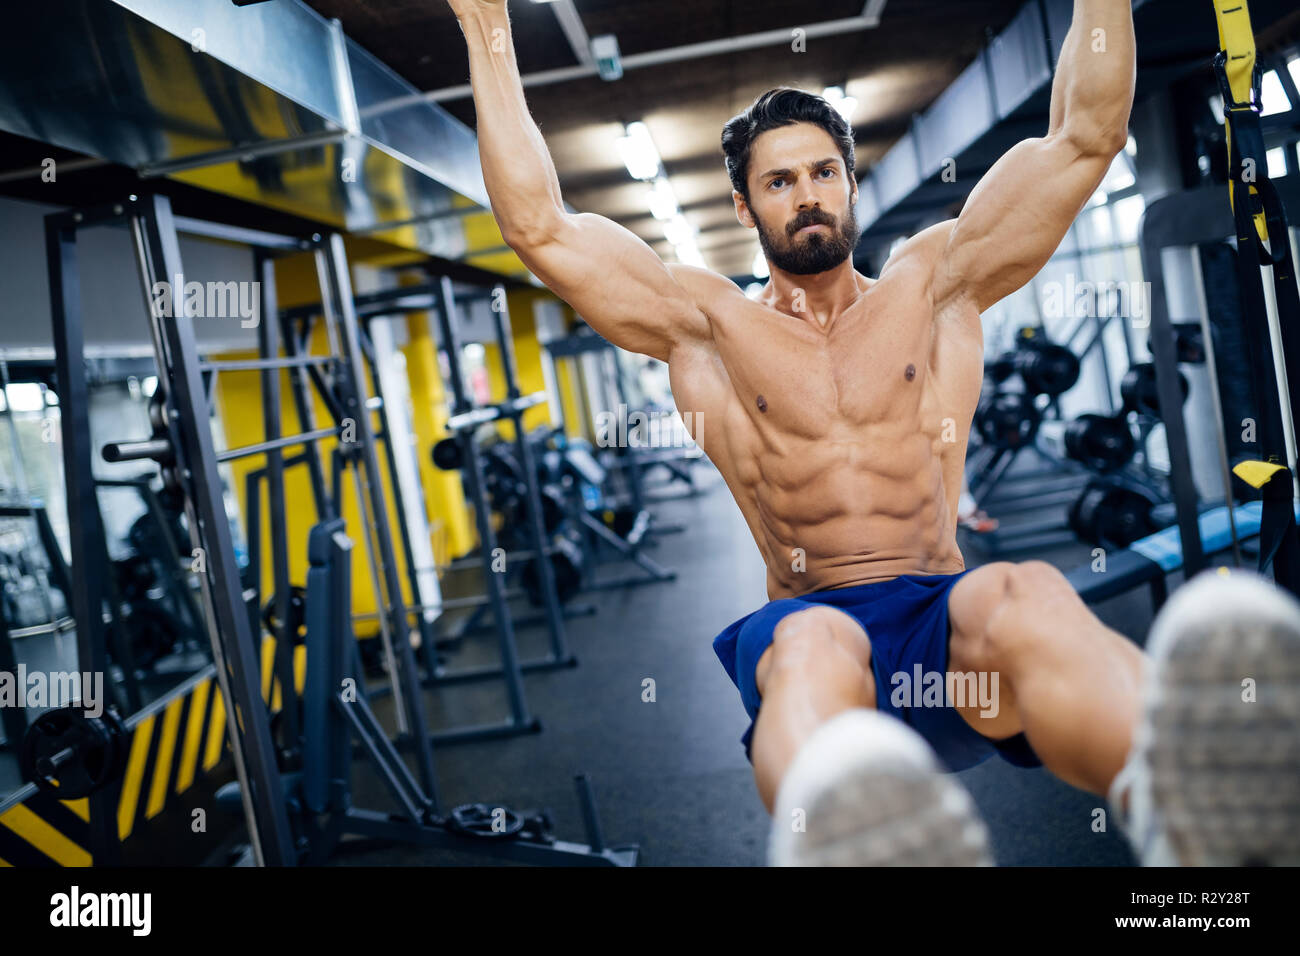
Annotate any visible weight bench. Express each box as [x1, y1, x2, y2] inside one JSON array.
[[1066, 500, 1300, 610]]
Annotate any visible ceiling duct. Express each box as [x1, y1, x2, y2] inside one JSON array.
[[0, 0, 516, 270]]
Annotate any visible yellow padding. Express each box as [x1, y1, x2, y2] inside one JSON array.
[[63, 799, 89, 823], [1214, 1, 1257, 104], [261, 636, 276, 704], [176, 678, 211, 794], [1233, 459, 1286, 488], [117, 714, 155, 840], [1214, 0, 1269, 240], [204, 689, 227, 771], [145, 698, 184, 820], [0, 804, 91, 868]]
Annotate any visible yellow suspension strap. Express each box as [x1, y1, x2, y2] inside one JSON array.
[[1213, 0, 1300, 595]]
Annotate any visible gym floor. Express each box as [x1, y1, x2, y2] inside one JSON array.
[[332, 468, 1155, 866]]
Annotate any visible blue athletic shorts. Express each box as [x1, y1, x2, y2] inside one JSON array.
[[711, 571, 1042, 773]]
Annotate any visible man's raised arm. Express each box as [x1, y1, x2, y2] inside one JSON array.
[[933, 0, 1136, 315], [448, 0, 710, 362]]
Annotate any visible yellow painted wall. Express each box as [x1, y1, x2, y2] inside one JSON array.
[[213, 254, 414, 637], [403, 308, 474, 562]]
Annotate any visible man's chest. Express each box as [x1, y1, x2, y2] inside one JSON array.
[[709, 310, 949, 438]]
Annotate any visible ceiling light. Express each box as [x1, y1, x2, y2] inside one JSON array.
[[648, 177, 679, 221], [617, 121, 662, 181], [1260, 70, 1291, 117], [662, 214, 695, 247], [822, 85, 859, 123], [1266, 146, 1287, 179], [674, 241, 705, 268], [752, 250, 770, 279]]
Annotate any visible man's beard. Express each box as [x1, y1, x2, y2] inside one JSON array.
[[754, 204, 859, 276]]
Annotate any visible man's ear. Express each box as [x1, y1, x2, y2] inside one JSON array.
[[733, 190, 755, 229]]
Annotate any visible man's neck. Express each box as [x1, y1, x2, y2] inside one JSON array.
[[764, 261, 870, 329]]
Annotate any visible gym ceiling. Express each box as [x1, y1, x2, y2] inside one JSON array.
[[306, 0, 1029, 278], [0, 1, 1297, 281]]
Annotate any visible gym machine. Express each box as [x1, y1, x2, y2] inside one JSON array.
[[286, 277, 588, 741], [1137, 172, 1300, 595], [543, 331, 681, 589], [41, 194, 630, 865]]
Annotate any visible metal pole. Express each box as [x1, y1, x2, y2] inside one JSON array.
[[489, 287, 570, 664], [433, 277, 533, 725], [318, 234, 438, 794], [44, 212, 120, 864], [136, 195, 297, 865], [257, 252, 302, 746]]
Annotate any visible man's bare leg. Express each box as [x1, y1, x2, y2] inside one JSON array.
[[749, 606, 876, 813], [947, 560, 1147, 797]]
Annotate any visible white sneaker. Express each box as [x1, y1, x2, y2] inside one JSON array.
[[1110, 569, 1300, 866], [768, 708, 993, 866]]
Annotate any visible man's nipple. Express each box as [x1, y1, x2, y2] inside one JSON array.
[[756, 395, 768, 413], [905, 364, 916, 382]]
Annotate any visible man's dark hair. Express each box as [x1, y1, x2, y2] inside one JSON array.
[[721, 88, 856, 200]]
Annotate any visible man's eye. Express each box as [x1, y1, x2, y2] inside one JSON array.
[[819, 168, 835, 178], [769, 179, 785, 189]]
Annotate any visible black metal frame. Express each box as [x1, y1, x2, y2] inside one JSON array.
[[543, 334, 680, 588], [44, 194, 627, 866], [291, 277, 585, 745], [1138, 177, 1300, 581]]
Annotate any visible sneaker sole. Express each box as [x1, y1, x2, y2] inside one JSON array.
[[1143, 571, 1300, 866], [768, 709, 992, 866]]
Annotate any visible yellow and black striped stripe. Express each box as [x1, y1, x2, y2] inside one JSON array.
[[0, 636, 306, 866]]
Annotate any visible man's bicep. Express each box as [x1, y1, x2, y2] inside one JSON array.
[[935, 134, 1112, 313], [511, 212, 705, 361]]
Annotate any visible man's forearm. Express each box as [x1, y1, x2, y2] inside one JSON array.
[[1048, 0, 1135, 153], [456, 4, 565, 242]]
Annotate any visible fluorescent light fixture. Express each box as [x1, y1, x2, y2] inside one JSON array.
[[1209, 93, 1226, 125], [822, 86, 858, 123], [662, 214, 695, 247], [1125, 135, 1137, 158], [752, 250, 770, 279], [1260, 70, 1290, 117], [617, 121, 662, 181], [1266, 146, 1287, 179], [1290, 54, 1300, 89], [1088, 189, 1108, 208], [648, 177, 679, 221], [674, 241, 705, 268], [1100, 153, 1135, 193], [1, 383, 45, 413], [745, 282, 765, 300]]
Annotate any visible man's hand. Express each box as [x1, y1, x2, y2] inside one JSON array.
[[445, 0, 505, 20]]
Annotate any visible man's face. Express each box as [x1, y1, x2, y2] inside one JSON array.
[[738, 123, 858, 277]]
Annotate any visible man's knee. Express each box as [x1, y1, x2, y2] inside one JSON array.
[[757, 606, 873, 697], [951, 561, 1076, 670]]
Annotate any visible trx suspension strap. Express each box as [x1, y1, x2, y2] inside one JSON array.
[[1213, 0, 1300, 597]]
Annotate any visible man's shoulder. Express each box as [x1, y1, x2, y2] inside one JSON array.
[[665, 263, 745, 308], [879, 220, 958, 278]]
